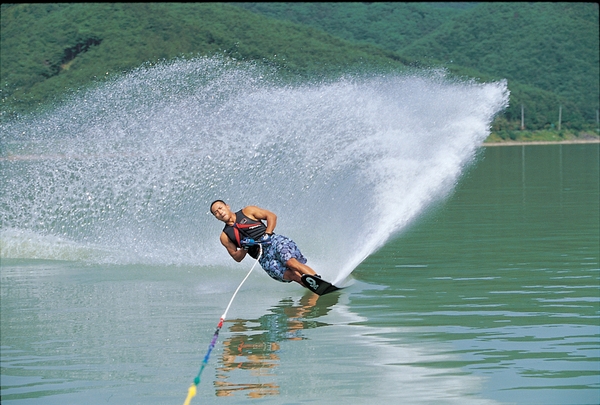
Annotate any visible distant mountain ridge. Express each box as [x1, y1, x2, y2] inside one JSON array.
[[1, 2, 598, 131], [1, 3, 411, 120], [234, 2, 599, 130]]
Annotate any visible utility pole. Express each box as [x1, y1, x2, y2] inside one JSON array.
[[521, 104, 525, 130], [558, 105, 562, 131]]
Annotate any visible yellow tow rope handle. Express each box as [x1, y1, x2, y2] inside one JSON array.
[[183, 384, 196, 405]]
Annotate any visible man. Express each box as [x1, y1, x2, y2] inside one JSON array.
[[210, 200, 318, 287]]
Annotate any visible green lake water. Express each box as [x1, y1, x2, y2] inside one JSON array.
[[1, 144, 599, 404]]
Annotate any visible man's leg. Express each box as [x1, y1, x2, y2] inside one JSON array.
[[283, 258, 317, 286]]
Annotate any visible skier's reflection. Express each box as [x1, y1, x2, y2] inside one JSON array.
[[215, 292, 339, 398]]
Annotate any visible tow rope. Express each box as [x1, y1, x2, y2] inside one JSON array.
[[183, 246, 262, 405]]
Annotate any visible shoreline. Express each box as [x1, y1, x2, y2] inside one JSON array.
[[2, 138, 599, 162], [482, 139, 600, 147]]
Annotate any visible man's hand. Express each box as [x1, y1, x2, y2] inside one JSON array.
[[241, 234, 272, 249], [240, 238, 257, 250], [258, 234, 272, 245]]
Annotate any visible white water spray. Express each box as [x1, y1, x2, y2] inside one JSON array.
[[0, 56, 508, 284]]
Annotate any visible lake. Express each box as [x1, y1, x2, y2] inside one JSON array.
[[2, 143, 598, 405]]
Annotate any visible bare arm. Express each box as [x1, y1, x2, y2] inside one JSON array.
[[220, 231, 247, 262], [242, 206, 277, 234]]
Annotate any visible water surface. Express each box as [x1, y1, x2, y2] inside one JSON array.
[[2, 144, 598, 404]]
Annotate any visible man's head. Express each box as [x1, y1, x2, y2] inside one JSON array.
[[210, 199, 226, 214], [210, 199, 231, 222]]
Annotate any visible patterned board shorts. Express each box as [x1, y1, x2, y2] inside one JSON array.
[[258, 234, 307, 282]]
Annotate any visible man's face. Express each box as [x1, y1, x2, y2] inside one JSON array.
[[211, 201, 230, 222]]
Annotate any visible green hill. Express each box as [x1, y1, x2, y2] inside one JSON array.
[[231, 2, 476, 51], [233, 2, 599, 131], [2, 2, 598, 133], [0, 3, 411, 119], [401, 2, 599, 130]]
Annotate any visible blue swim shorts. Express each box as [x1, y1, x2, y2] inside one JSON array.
[[258, 234, 307, 282]]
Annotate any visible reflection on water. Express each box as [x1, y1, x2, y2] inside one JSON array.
[[215, 293, 338, 398]]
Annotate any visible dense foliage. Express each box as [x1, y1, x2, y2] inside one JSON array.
[[0, 3, 410, 119], [2, 2, 598, 132], [235, 2, 599, 131], [401, 2, 599, 130], [232, 2, 475, 51]]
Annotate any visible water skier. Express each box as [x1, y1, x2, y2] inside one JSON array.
[[210, 200, 318, 288]]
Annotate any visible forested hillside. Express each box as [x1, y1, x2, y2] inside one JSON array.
[[2, 2, 598, 133], [0, 3, 410, 119], [234, 2, 599, 132], [401, 2, 599, 129], [232, 2, 475, 51]]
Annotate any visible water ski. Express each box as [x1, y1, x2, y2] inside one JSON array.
[[301, 274, 342, 296]]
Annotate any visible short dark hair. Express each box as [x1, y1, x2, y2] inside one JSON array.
[[209, 199, 226, 214]]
